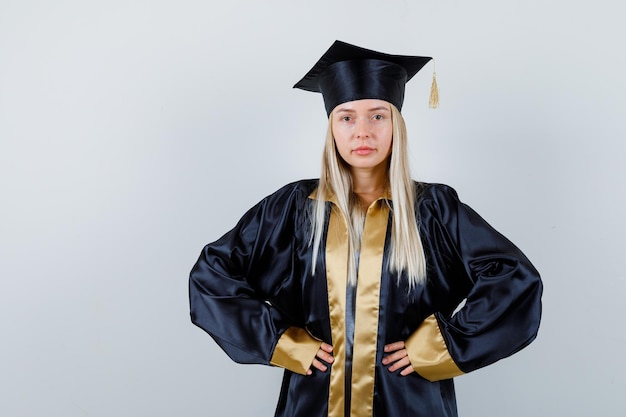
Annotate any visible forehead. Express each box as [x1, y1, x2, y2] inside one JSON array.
[[333, 99, 391, 113]]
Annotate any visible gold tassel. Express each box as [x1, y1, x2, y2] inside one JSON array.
[[429, 70, 439, 109]]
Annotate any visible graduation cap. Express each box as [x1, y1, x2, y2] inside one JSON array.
[[294, 40, 438, 116]]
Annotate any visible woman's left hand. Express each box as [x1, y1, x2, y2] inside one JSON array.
[[382, 341, 415, 376]]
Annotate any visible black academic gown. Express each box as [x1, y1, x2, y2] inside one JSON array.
[[189, 179, 542, 417]]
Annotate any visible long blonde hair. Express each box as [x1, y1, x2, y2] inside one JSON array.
[[310, 104, 427, 289]]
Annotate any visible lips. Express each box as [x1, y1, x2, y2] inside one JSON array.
[[353, 146, 375, 156]]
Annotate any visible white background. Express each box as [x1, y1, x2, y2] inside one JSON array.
[[1, 1, 625, 416]]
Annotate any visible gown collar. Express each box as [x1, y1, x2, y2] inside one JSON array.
[[308, 187, 392, 206]]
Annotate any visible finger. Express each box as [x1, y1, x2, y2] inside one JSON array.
[[382, 349, 407, 365], [316, 348, 334, 364], [387, 356, 411, 373], [384, 341, 405, 352], [387, 356, 410, 372], [400, 365, 415, 376], [311, 358, 328, 372], [320, 342, 334, 353]]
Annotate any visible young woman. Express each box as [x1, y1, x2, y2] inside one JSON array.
[[189, 40, 542, 417]]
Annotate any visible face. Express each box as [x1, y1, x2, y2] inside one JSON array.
[[331, 99, 393, 172]]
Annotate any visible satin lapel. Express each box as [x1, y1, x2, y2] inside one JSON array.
[[325, 204, 348, 417], [350, 201, 389, 417]]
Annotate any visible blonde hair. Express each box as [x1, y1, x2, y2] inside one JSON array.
[[310, 104, 427, 289]]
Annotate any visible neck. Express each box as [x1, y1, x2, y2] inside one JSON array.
[[351, 165, 388, 207]]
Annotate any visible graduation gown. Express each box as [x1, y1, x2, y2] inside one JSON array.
[[189, 179, 542, 417]]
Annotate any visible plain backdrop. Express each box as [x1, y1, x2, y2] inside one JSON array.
[[1, 1, 625, 416]]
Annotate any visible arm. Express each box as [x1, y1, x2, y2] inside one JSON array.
[[189, 183, 321, 374], [402, 185, 543, 381]]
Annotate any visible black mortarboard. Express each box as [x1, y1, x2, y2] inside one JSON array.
[[294, 40, 434, 116]]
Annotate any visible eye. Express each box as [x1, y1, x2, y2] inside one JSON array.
[[372, 114, 384, 121], [341, 116, 352, 122]]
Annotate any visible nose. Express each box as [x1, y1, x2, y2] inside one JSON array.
[[355, 117, 370, 138]]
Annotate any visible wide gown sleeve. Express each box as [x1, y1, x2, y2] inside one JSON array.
[[189, 183, 320, 374], [406, 185, 543, 381]]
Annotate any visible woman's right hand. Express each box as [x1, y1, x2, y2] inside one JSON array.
[[307, 342, 334, 375]]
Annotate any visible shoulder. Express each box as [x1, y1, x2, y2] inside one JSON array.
[[415, 182, 461, 204], [275, 179, 319, 196], [226, 180, 318, 236], [262, 179, 319, 204], [247, 179, 318, 218], [414, 182, 467, 224]]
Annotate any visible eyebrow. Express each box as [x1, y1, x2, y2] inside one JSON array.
[[335, 106, 391, 113]]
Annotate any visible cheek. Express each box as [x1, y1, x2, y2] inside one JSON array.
[[382, 129, 393, 153], [333, 139, 350, 160], [332, 129, 349, 153]]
